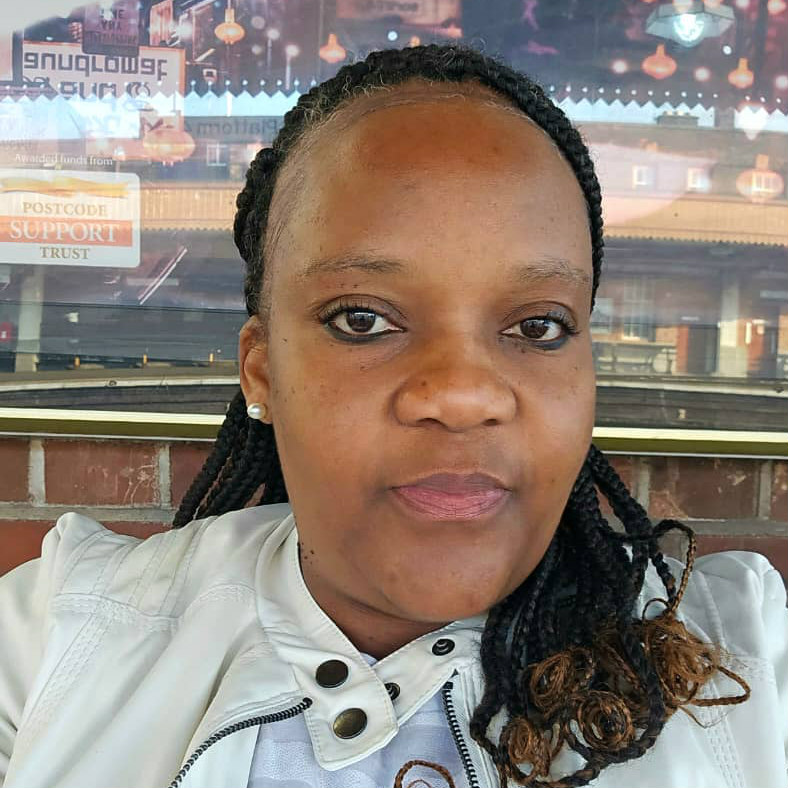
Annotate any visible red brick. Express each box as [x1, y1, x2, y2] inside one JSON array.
[[648, 456, 758, 521], [772, 462, 787, 522], [696, 534, 788, 586], [170, 443, 213, 508], [44, 440, 158, 506], [0, 520, 52, 576], [0, 439, 29, 503]]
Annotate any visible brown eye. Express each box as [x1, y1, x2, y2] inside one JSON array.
[[343, 310, 378, 334], [516, 318, 564, 342], [330, 308, 398, 336]]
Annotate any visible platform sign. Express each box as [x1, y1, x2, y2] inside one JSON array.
[[0, 169, 140, 267]]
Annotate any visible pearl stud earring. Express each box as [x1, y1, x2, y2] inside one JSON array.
[[246, 402, 269, 421]]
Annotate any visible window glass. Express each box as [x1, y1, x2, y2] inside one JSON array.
[[0, 0, 786, 431]]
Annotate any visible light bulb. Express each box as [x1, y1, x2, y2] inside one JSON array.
[[673, 13, 706, 44]]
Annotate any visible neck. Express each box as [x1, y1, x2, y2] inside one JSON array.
[[299, 553, 447, 660]]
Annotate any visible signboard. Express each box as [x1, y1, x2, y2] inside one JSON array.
[[83, 0, 141, 57], [0, 169, 140, 268], [336, 0, 461, 24], [184, 116, 284, 143], [22, 41, 185, 98]]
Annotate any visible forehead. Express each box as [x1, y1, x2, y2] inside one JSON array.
[[284, 79, 577, 191], [265, 80, 590, 286]]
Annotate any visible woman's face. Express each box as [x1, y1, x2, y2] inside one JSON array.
[[240, 81, 596, 657]]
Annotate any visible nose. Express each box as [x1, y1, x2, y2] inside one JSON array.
[[392, 334, 517, 432]]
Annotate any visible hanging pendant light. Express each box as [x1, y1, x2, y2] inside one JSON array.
[[319, 33, 346, 64], [728, 57, 754, 89], [645, 1, 734, 47], [143, 116, 196, 164], [215, 5, 245, 45], [642, 44, 678, 79]]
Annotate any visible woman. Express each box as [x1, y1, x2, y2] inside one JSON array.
[[1, 43, 786, 788]]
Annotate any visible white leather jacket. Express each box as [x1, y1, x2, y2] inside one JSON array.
[[1, 504, 786, 788]]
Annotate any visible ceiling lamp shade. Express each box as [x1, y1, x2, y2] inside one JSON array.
[[215, 7, 245, 45], [728, 57, 754, 88], [642, 44, 678, 79], [143, 122, 196, 164], [645, 1, 734, 47], [319, 33, 346, 64]]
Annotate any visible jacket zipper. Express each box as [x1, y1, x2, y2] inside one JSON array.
[[442, 678, 481, 788], [165, 698, 313, 788]]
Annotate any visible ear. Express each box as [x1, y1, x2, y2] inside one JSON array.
[[239, 316, 272, 414]]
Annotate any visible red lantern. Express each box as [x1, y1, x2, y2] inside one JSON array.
[[736, 155, 784, 202], [642, 44, 677, 80], [143, 119, 196, 164], [728, 58, 754, 89], [319, 33, 346, 64]]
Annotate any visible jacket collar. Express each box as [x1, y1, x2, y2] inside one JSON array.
[[254, 511, 488, 771]]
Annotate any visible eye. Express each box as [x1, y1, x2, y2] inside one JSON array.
[[504, 316, 572, 345], [320, 301, 402, 340]]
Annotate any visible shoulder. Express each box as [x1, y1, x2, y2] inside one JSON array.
[[37, 503, 294, 615], [667, 550, 787, 657]]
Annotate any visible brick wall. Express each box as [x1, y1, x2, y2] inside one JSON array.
[[1, 436, 786, 582]]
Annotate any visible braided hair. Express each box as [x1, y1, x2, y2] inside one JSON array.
[[173, 43, 749, 786]]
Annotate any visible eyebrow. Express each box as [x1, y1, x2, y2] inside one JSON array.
[[298, 253, 592, 289]]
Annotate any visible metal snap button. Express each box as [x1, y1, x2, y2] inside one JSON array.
[[432, 638, 455, 656], [385, 682, 400, 701], [315, 660, 349, 688], [332, 708, 368, 739]]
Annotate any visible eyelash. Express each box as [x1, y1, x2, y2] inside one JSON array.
[[317, 298, 580, 349]]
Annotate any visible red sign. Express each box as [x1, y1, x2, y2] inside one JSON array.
[[0, 321, 14, 343]]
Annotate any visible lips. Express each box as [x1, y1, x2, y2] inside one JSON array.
[[392, 485, 510, 520], [396, 472, 509, 494], [391, 473, 511, 520]]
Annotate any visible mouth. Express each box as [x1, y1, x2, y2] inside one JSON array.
[[390, 485, 511, 521]]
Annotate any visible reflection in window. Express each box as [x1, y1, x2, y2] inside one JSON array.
[[632, 164, 655, 190], [0, 0, 784, 432], [686, 167, 710, 193], [622, 278, 656, 343], [206, 142, 229, 167]]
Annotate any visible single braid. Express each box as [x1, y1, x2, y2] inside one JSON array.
[[172, 390, 247, 527], [173, 42, 749, 787]]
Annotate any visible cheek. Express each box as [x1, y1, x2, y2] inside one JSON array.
[[519, 353, 596, 517], [269, 344, 377, 489]]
